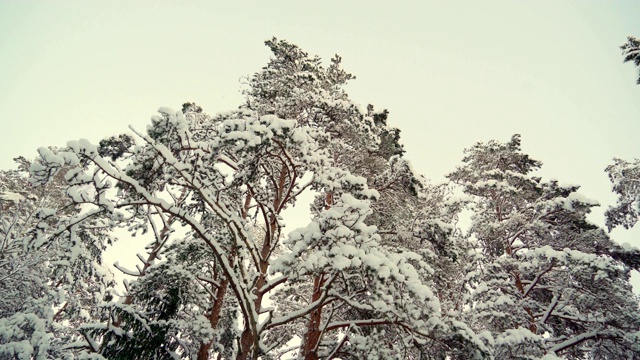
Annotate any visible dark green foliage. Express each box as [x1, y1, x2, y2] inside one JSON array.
[[450, 135, 640, 358], [98, 134, 134, 161], [95, 257, 211, 359], [182, 102, 202, 114], [607, 245, 640, 271], [621, 36, 640, 84], [605, 158, 640, 230]]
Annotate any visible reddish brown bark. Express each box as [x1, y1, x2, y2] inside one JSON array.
[[513, 272, 538, 334], [52, 302, 68, 322], [302, 274, 326, 360], [238, 165, 290, 359], [196, 277, 230, 360], [199, 193, 252, 360], [237, 329, 254, 360], [301, 193, 333, 360], [503, 208, 538, 334]]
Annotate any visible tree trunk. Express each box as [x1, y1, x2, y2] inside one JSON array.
[[237, 329, 254, 360], [513, 271, 538, 334], [196, 278, 229, 360], [302, 274, 326, 360], [504, 225, 537, 334], [199, 193, 252, 359], [238, 166, 289, 359], [301, 193, 333, 360]]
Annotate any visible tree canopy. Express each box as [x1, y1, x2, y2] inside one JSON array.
[[1, 38, 639, 360]]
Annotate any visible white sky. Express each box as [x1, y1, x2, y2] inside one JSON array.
[[1, 1, 640, 288]]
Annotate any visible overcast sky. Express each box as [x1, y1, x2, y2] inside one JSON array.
[[1, 1, 639, 286]]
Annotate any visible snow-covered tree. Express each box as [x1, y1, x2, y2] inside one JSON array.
[[449, 135, 640, 359], [602, 158, 640, 273], [242, 38, 487, 359], [622, 36, 640, 84], [605, 158, 640, 231], [11, 39, 489, 360], [7, 37, 640, 360], [0, 154, 115, 359]]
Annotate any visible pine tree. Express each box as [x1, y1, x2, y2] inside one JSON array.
[[605, 158, 640, 230], [449, 135, 640, 359], [16, 39, 488, 359], [243, 38, 487, 359], [0, 153, 115, 359], [9, 37, 640, 360], [621, 36, 640, 84]]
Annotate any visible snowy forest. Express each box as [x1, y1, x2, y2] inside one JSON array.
[[1, 37, 640, 360]]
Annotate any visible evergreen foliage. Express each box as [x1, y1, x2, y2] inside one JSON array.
[[621, 36, 640, 84], [448, 135, 640, 359], [0, 38, 639, 360], [605, 158, 640, 231]]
